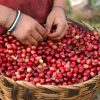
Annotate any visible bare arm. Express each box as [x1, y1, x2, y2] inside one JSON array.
[[0, 5, 16, 28], [53, 0, 66, 10]]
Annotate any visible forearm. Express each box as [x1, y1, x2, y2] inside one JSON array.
[[0, 5, 16, 28], [53, 0, 66, 10]]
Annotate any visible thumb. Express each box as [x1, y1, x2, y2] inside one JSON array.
[[46, 18, 54, 34]]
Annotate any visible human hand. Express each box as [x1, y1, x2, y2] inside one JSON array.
[[46, 7, 67, 40], [7, 12, 46, 46]]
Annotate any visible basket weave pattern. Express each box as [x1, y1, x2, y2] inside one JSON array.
[[0, 19, 100, 100]]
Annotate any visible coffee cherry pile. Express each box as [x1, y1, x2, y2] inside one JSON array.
[[0, 23, 100, 85]]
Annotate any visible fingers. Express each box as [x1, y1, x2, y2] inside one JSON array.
[[27, 35, 37, 46], [46, 17, 54, 33], [21, 34, 38, 46], [48, 22, 67, 39], [26, 23, 45, 46], [54, 26, 67, 40], [32, 29, 43, 42], [36, 23, 46, 38], [21, 40, 32, 46], [19, 28, 44, 46]]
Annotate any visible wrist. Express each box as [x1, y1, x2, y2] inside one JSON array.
[[8, 10, 21, 33], [4, 10, 16, 29], [53, 6, 66, 14], [0, 5, 16, 28], [53, 0, 66, 10]]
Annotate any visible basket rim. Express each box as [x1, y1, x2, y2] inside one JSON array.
[[0, 74, 100, 89]]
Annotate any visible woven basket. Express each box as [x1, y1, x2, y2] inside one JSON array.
[[0, 19, 100, 100]]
